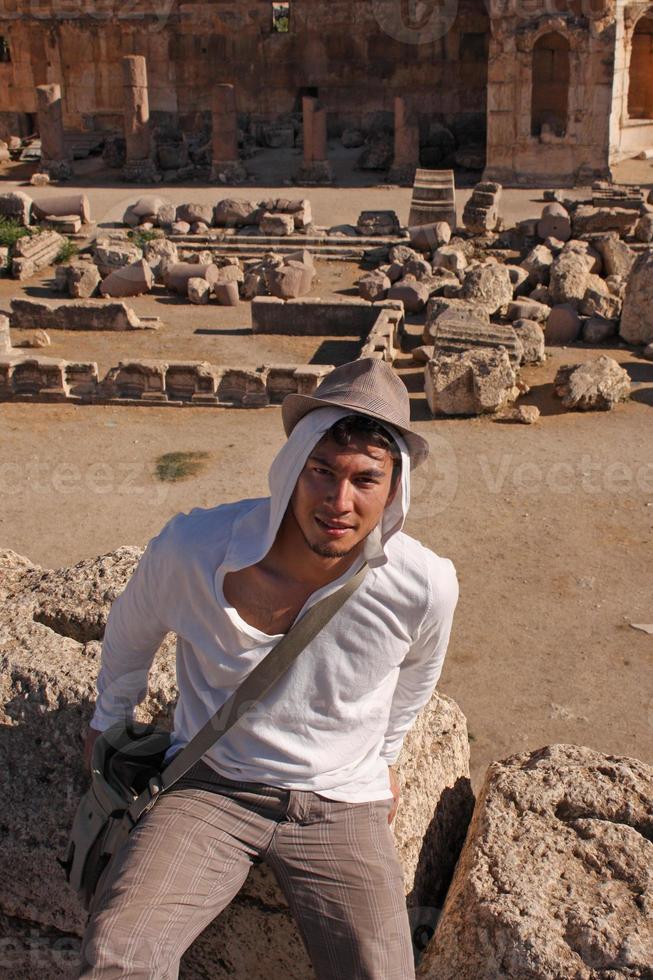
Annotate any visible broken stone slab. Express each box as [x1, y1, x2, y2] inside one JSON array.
[[31, 193, 91, 224], [213, 198, 260, 228], [430, 311, 522, 365], [63, 261, 101, 299], [418, 743, 653, 980], [493, 404, 540, 424], [462, 181, 502, 234], [0, 190, 32, 226], [620, 249, 653, 345], [357, 210, 401, 237], [554, 356, 631, 410], [0, 315, 11, 354], [388, 279, 430, 313], [94, 238, 143, 277], [593, 233, 635, 279], [512, 319, 545, 364], [521, 245, 553, 286], [11, 230, 65, 280], [10, 299, 156, 332], [537, 203, 571, 242], [425, 348, 518, 417], [267, 262, 314, 300], [548, 250, 594, 308], [582, 315, 617, 344], [358, 270, 391, 302], [143, 238, 179, 282], [122, 195, 167, 227], [213, 280, 240, 306], [188, 277, 211, 305], [259, 212, 294, 236], [546, 304, 582, 345], [423, 298, 491, 343], [176, 202, 213, 226], [561, 238, 602, 274], [100, 258, 154, 298], [408, 222, 451, 252], [571, 205, 638, 238], [164, 262, 220, 295]]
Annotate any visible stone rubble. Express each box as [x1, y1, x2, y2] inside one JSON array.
[[553, 355, 631, 411]]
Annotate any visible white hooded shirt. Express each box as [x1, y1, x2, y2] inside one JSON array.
[[90, 406, 459, 802]]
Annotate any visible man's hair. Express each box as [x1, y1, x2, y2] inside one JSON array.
[[323, 414, 402, 486]]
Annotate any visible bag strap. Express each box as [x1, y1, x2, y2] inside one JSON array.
[[126, 561, 368, 823]]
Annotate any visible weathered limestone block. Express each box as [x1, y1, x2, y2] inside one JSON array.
[[32, 194, 90, 224], [430, 311, 522, 365], [213, 199, 260, 227], [94, 238, 143, 277], [357, 211, 401, 237], [579, 276, 622, 320], [403, 255, 433, 282], [176, 202, 213, 227], [164, 262, 219, 295], [459, 265, 513, 314], [0, 190, 32, 226], [100, 259, 153, 298], [389, 245, 420, 266], [10, 299, 152, 332], [143, 238, 179, 282], [260, 212, 294, 236], [388, 279, 430, 313], [11, 230, 64, 280], [267, 258, 314, 300], [358, 270, 391, 302], [634, 213, 653, 242], [521, 245, 553, 286], [537, 203, 571, 242], [554, 356, 631, 411], [572, 205, 638, 238], [620, 250, 653, 345], [432, 245, 468, 277], [55, 260, 101, 299], [546, 304, 582, 345], [561, 239, 602, 274], [511, 319, 545, 364], [171, 221, 191, 235], [548, 251, 593, 308], [507, 300, 551, 324], [423, 298, 490, 343], [408, 222, 451, 252], [0, 546, 474, 976], [418, 744, 653, 980], [592, 232, 637, 278], [462, 181, 501, 234], [213, 280, 240, 306], [122, 195, 166, 227], [188, 277, 211, 305], [425, 349, 517, 416]]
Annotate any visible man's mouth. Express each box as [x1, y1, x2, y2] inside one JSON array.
[[315, 516, 354, 537]]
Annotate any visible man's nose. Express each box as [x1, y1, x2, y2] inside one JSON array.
[[326, 478, 353, 511]]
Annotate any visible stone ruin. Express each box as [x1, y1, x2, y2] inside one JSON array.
[[0, 549, 650, 978]]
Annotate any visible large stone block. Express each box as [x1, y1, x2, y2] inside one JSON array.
[[554, 356, 631, 411], [425, 349, 517, 416], [418, 744, 653, 979], [99, 259, 154, 298], [459, 265, 513, 314], [620, 249, 653, 345], [10, 299, 151, 332]]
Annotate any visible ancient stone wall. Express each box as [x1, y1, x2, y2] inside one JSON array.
[[485, 0, 617, 185], [0, 0, 489, 139], [609, 0, 653, 163]]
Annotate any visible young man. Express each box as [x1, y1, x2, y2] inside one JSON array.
[[79, 357, 459, 980]]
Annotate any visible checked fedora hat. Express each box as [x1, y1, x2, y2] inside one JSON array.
[[281, 357, 430, 469]]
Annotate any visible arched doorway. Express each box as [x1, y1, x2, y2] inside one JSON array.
[[628, 13, 653, 119], [531, 32, 570, 137]]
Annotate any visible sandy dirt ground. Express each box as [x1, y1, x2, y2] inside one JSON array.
[[1, 158, 652, 792]]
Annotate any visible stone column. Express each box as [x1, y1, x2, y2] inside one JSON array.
[[121, 55, 156, 182], [210, 83, 247, 184], [388, 96, 419, 185], [297, 96, 332, 184], [36, 84, 73, 180]]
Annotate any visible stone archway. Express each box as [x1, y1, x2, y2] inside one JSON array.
[[531, 31, 570, 137], [628, 11, 653, 118]]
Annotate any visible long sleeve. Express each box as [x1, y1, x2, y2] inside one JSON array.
[[89, 520, 176, 732], [380, 555, 459, 765]]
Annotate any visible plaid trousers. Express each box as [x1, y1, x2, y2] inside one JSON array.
[[78, 760, 415, 980]]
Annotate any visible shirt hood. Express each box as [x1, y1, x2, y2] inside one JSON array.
[[221, 405, 411, 574]]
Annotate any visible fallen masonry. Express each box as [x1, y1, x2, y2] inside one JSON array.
[[9, 299, 160, 332]]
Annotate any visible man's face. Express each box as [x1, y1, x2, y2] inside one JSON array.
[[288, 433, 400, 560]]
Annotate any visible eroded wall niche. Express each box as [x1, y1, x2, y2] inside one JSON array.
[[531, 31, 570, 137], [627, 12, 653, 118]]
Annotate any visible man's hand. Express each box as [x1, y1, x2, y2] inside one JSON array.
[[83, 727, 102, 773], [388, 764, 400, 824]]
